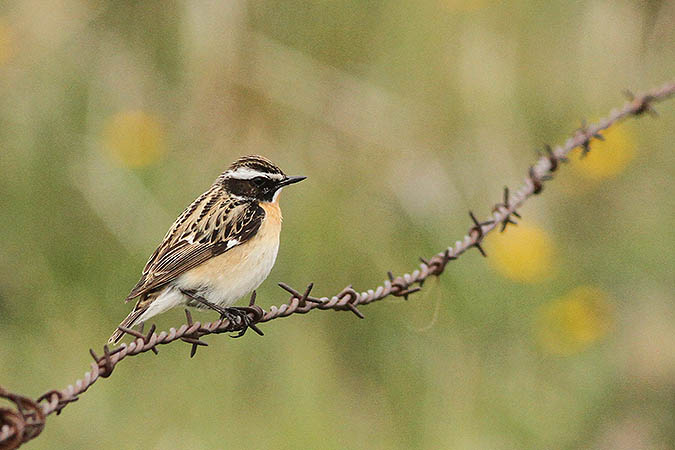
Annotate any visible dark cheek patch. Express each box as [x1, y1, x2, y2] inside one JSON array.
[[224, 179, 253, 197], [223, 178, 275, 200], [262, 186, 276, 202]]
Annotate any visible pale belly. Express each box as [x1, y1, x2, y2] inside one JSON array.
[[176, 230, 280, 307], [137, 202, 282, 322]]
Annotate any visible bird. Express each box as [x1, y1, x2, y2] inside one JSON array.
[[108, 155, 306, 344]]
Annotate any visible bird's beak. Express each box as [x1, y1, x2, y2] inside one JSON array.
[[279, 175, 306, 187]]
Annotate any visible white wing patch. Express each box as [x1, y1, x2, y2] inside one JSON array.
[[226, 239, 240, 249]]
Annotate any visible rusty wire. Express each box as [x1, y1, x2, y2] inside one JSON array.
[[1, 81, 674, 450]]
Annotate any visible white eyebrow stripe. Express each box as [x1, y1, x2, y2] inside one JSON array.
[[224, 167, 284, 180]]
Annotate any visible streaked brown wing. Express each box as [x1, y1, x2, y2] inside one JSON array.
[[125, 188, 265, 301]]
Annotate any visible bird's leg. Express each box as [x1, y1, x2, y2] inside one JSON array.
[[180, 288, 228, 315], [179, 288, 262, 338], [222, 291, 265, 338]]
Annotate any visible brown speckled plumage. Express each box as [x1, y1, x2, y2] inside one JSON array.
[[109, 155, 304, 344]]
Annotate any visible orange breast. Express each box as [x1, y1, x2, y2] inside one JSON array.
[[177, 200, 283, 307], [261, 201, 282, 227]]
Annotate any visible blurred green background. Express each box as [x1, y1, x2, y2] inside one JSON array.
[[1, 1, 674, 449]]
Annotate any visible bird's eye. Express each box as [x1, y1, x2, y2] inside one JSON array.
[[252, 176, 266, 187]]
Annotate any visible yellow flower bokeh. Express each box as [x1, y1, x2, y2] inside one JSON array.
[[486, 222, 555, 283], [571, 125, 635, 180], [535, 286, 612, 356], [102, 111, 166, 167]]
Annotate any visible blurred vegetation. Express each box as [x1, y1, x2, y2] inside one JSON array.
[[1, 1, 674, 449]]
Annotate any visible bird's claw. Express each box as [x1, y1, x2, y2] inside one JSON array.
[[220, 307, 264, 338]]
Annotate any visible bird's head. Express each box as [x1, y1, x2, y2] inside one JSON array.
[[218, 155, 306, 202]]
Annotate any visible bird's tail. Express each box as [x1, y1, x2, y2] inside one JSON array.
[[108, 307, 146, 345]]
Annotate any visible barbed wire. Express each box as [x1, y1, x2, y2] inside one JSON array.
[[1, 81, 674, 450]]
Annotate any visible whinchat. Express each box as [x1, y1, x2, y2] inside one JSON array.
[[109, 155, 305, 344]]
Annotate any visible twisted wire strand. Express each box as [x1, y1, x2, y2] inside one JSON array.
[[1, 81, 674, 450]]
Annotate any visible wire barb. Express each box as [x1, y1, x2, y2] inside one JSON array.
[[468, 211, 493, 257], [624, 90, 658, 117], [493, 186, 521, 232], [117, 323, 159, 355], [426, 249, 457, 277], [35, 390, 77, 416], [0, 387, 45, 448], [528, 166, 552, 195], [336, 285, 364, 318], [278, 282, 323, 307], [387, 271, 421, 300], [537, 144, 567, 173], [575, 119, 605, 158]]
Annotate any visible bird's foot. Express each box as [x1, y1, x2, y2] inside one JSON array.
[[180, 288, 264, 338], [219, 306, 264, 338]]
